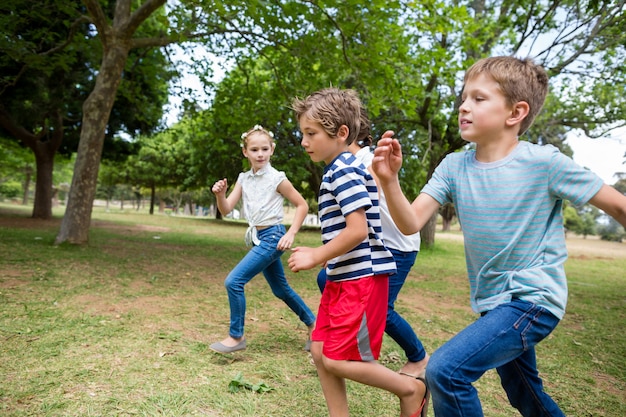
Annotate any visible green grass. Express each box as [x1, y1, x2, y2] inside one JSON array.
[[0, 203, 624, 416]]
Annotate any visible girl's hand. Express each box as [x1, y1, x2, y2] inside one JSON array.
[[212, 178, 228, 195], [277, 232, 295, 251]]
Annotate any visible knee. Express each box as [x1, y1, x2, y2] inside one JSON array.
[[224, 275, 240, 292], [270, 286, 288, 300], [310, 342, 324, 365], [425, 350, 450, 385], [323, 357, 343, 376]]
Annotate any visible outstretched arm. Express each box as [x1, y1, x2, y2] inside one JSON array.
[[372, 132, 440, 234], [589, 184, 626, 228], [276, 179, 309, 250]]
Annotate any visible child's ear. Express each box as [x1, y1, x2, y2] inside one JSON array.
[[507, 101, 530, 127], [337, 125, 350, 141]]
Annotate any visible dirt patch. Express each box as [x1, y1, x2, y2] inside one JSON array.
[[437, 232, 625, 259], [90, 220, 170, 233]]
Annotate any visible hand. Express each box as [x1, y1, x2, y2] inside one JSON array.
[[212, 178, 228, 196], [277, 232, 295, 251], [288, 247, 318, 272], [372, 131, 403, 181]]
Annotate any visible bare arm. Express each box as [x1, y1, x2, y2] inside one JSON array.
[[372, 134, 441, 234], [276, 179, 309, 250], [588, 184, 626, 228], [288, 209, 368, 272], [211, 178, 242, 216]]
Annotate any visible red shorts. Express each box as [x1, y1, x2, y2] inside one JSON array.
[[311, 274, 389, 361]]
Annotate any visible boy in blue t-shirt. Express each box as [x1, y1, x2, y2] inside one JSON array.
[[290, 87, 429, 417], [372, 56, 626, 416]]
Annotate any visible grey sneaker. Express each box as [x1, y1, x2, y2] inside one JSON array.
[[209, 339, 247, 353]]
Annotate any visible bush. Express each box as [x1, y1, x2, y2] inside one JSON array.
[[0, 181, 22, 199]]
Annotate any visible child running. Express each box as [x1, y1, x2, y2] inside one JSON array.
[[316, 107, 429, 379], [209, 124, 315, 354], [372, 56, 626, 416], [289, 88, 428, 417]]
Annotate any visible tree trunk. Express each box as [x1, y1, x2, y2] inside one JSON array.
[[31, 150, 55, 219], [149, 183, 155, 215], [21, 166, 32, 205], [55, 44, 129, 244], [420, 211, 439, 249]]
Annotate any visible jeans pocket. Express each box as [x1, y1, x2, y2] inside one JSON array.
[[514, 302, 558, 351]]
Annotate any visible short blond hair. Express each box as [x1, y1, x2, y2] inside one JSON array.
[[291, 88, 362, 145], [464, 56, 549, 135]]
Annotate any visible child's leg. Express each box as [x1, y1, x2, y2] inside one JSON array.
[[258, 225, 316, 326], [321, 276, 427, 416], [311, 341, 349, 417], [497, 344, 565, 416], [222, 238, 280, 340], [426, 299, 562, 417], [386, 249, 428, 376], [263, 258, 315, 326], [324, 357, 426, 417]]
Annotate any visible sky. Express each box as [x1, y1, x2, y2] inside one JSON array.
[[566, 130, 625, 185]]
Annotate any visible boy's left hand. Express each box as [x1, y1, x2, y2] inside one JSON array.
[[287, 247, 317, 272]]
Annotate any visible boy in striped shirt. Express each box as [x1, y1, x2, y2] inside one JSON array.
[[373, 56, 626, 416], [289, 88, 428, 417]]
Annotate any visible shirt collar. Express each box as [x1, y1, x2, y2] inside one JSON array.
[[245, 163, 272, 177]]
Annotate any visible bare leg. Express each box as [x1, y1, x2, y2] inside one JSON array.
[[311, 341, 349, 417], [324, 357, 426, 417]]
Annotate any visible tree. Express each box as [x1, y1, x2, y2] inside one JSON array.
[[55, 0, 311, 244], [0, 0, 171, 220], [189, 0, 626, 247], [54, 0, 173, 243]]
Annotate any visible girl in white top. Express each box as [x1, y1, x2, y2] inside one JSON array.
[[209, 125, 315, 354]]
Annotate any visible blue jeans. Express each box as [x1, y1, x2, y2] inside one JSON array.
[[316, 248, 426, 362], [224, 225, 315, 338], [426, 298, 564, 417]]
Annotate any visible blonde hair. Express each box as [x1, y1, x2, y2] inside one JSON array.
[[291, 88, 362, 145], [240, 125, 275, 149], [464, 56, 549, 135]]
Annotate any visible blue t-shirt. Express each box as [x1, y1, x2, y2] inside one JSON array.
[[319, 152, 396, 282], [422, 141, 604, 319]]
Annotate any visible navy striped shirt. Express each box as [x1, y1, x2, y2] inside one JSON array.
[[319, 152, 396, 281], [422, 141, 604, 319]]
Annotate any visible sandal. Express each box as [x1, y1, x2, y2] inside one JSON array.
[[399, 372, 429, 417]]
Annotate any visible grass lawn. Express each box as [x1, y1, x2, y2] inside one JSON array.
[[0, 203, 624, 416]]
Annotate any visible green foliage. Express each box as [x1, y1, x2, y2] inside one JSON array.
[[228, 372, 275, 394], [177, 0, 626, 209], [598, 218, 625, 242], [0, 181, 21, 199]]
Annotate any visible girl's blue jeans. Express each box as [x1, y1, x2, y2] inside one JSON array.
[[316, 247, 427, 363], [385, 248, 427, 362], [426, 298, 564, 417], [224, 224, 315, 339]]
